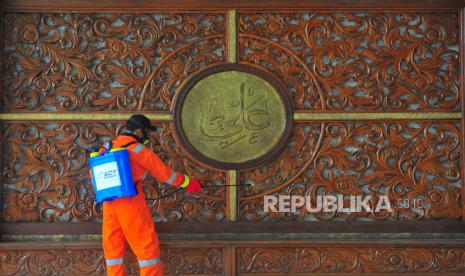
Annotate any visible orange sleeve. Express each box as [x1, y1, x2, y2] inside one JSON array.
[[129, 144, 184, 185]]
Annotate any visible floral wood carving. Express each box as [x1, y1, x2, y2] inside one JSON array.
[[1, 243, 464, 275], [240, 122, 461, 221], [0, 245, 224, 275], [3, 12, 225, 111], [2, 122, 225, 222], [240, 246, 465, 274], [1, 11, 462, 226], [239, 12, 460, 111], [0, 249, 106, 275]]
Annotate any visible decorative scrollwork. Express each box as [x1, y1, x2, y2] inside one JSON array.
[[145, 123, 226, 222], [240, 246, 465, 273], [0, 249, 105, 275], [239, 122, 461, 221], [2, 122, 225, 222], [239, 12, 460, 111], [0, 245, 224, 275], [3, 12, 226, 111], [162, 247, 224, 274]]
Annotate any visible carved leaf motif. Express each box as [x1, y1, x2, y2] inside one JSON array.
[[0, 246, 223, 275], [240, 122, 461, 221], [240, 246, 465, 273], [239, 12, 460, 111], [2, 122, 225, 222], [3, 13, 226, 111]]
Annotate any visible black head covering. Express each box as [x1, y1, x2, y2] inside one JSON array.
[[126, 114, 157, 132]]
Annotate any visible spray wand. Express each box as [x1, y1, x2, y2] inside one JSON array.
[[145, 183, 254, 201]]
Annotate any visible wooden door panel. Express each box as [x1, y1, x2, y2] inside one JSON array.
[[2, 122, 226, 222], [3, 12, 226, 112], [238, 12, 460, 111], [1, 3, 464, 275], [239, 121, 462, 221]]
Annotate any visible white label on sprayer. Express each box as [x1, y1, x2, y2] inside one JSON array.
[[93, 162, 122, 190]]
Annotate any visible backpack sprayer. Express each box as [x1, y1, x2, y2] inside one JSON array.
[[88, 145, 137, 203], [88, 145, 254, 202]]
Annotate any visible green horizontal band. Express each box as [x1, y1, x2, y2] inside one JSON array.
[[293, 112, 462, 121], [0, 112, 460, 122], [0, 112, 173, 121]]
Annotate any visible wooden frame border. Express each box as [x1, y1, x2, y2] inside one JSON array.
[[1, 0, 464, 12], [460, 7, 465, 222], [2, 221, 465, 235], [0, 11, 4, 224], [1, 239, 464, 276]]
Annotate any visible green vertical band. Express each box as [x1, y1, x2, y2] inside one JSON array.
[[228, 170, 237, 221], [228, 10, 237, 63]]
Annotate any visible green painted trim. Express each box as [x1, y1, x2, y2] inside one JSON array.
[[227, 10, 237, 63], [1, 112, 459, 122], [293, 112, 463, 121], [0, 113, 173, 121], [228, 170, 237, 221]]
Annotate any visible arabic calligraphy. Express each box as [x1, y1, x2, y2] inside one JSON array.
[[200, 82, 271, 149], [180, 70, 287, 164]]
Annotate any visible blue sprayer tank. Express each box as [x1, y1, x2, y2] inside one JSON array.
[[89, 148, 136, 203]]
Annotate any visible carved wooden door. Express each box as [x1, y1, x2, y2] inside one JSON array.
[[1, 1, 465, 275]]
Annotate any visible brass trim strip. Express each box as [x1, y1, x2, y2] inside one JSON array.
[[0, 112, 460, 121], [293, 112, 463, 121], [0, 113, 173, 121], [227, 10, 237, 64], [227, 170, 237, 221]]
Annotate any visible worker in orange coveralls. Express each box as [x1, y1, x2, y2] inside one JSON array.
[[101, 114, 202, 276]]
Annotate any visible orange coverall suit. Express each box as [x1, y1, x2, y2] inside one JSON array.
[[102, 134, 187, 276]]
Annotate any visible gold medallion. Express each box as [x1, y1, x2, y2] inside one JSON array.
[[174, 64, 292, 170]]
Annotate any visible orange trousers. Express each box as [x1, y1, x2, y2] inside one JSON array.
[[103, 194, 162, 276]]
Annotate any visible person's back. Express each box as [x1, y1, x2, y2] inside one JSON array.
[[100, 115, 202, 276]]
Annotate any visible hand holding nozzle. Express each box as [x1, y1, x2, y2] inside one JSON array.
[[145, 181, 255, 201]]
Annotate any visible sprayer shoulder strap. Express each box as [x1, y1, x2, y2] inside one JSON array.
[[120, 141, 138, 149], [119, 141, 141, 195]]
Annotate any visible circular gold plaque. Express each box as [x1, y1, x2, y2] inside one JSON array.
[[174, 64, 292, 170]]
